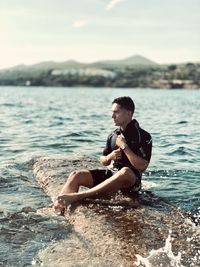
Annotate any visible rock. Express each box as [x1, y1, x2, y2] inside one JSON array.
[[33, 156, 200, 267]]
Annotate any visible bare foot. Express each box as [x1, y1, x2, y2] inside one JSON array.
[[57, 193, 80, 206], [53, 199, 66, 216]]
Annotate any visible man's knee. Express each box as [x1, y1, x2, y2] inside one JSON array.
[[118, 167, 133, 177], [117, 167, 136, 186], [68, 170, 83, 180], [69, 170, 78, 178], [67, 169, 93, 188]]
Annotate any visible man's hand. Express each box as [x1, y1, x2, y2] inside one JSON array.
[[116, 134, 126, 148], [100, 148, 122, 166], [108, 148, 122, 160]]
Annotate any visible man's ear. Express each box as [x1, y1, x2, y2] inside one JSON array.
[[128, 111, 132, 117]]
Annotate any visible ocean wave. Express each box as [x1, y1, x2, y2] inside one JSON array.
[[0, 208, 70, 267]]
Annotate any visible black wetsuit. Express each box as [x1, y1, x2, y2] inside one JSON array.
[[90, 119, 152, 191], [102, 119, 152, 178]]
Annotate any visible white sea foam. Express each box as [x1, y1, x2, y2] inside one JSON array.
[[135, 230, 185, 267], [142, 181, 159, 190]]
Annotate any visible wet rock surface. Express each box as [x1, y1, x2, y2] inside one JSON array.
[[33, 156, 200, 267]]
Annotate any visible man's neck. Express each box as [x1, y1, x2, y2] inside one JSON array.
[[120, 119, 132, 132]]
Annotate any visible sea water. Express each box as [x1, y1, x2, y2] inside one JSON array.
[[0, 86, 199, 266]]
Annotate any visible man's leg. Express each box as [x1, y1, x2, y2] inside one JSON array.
[[57, 167, 137, 207], [53, 169, 94, 210], [59, 169, 94, 194]]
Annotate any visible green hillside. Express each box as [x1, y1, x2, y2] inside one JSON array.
[[0, 55, 199, 89]]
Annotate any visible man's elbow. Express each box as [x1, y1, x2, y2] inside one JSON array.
[[99, 156, 104, 165], [140, 161, 149, 172], [134, 160, 149, 173], [100, 156, 110, 166]]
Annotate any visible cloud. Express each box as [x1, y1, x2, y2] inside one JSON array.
[[72, 20, 88, 28], [105, 0, 126, 11]]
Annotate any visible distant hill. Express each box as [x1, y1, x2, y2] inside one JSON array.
[[0, 54, 199, 89], [0, 55, 158, 73], [0, 60, 86, 73], [28, 60, 85, 70], [92, 55, 158, 68]]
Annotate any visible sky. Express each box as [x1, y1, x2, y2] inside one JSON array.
[[0, 0, 199, 69]]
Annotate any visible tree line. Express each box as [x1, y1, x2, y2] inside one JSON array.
[[0, 63, 199, 89]]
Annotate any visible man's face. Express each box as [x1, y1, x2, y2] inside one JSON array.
[[111, 103, 131, 126]]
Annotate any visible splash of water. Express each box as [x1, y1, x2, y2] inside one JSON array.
[[142, 180, 159, 190], [192, 207, 200, 225], [135, 230, 185, 267]]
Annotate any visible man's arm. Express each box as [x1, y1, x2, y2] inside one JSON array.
[[122, 146, 149, 172], [100, 155, 110, 166], [116, 134, 149, 172], [100, 148, 122, 166]]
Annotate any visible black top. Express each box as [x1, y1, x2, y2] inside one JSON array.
[[102, 119, 152, 178]]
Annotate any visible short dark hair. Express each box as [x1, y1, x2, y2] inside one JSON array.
[[112, 96, 135, 113]]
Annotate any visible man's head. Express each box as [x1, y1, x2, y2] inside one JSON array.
[[111, 96, 135, 128]]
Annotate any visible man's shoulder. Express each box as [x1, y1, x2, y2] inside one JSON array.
[[129, 119, 152, 143], [139, 127, 152, 145], [139, 127, 151, 138]]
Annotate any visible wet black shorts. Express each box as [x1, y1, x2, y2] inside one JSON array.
[[89, 168, 141, 193]]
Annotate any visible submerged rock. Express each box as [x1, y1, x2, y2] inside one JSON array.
[[33, 156, 200, 267]]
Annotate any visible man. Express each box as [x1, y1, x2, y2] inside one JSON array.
[[53, 96, 152, 213]]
